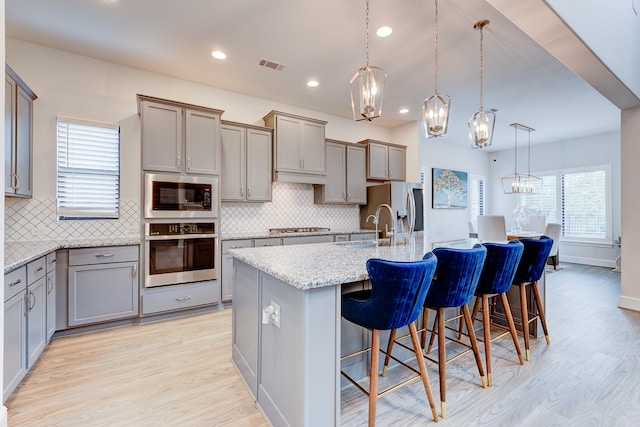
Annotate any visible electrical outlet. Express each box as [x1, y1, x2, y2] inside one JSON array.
[[271, 300, 280, 328]]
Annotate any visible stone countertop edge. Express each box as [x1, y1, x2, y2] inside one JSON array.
[[222, 229, 376, 241], [228, 237, 433, 291], [5, 237, 141, 274]]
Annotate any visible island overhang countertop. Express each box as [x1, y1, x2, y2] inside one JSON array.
[[228, 236, 456, 291]]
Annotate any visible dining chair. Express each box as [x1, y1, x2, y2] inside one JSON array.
[[341, 256, 439, 426], [522, 215, 546, 232], [544, 223, 561, 269], [512, 236, 554, 360], [472, 240, 525, 386], [477, 215, 507, 242]]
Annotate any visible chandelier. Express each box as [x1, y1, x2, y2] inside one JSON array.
[[501, 123, 543, 194], [468, 19, 495, 149], [350, 0, 387, 121], [423, 0, 450, 138]]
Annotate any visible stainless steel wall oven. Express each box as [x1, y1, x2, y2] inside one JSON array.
[[144, 221, 218, 288]]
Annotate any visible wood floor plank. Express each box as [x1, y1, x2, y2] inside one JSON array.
[[6, 264, 640, 426]]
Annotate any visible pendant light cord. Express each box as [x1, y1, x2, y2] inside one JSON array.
[[365, 0, 370, 67], [479, 24, 484, 112], [434, 0, 439, 95]]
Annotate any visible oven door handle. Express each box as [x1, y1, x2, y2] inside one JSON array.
[[145, 233, 218, 241]]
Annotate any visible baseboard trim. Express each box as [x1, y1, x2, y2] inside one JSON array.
[[561, 256, 616, 268], [618, 295, 640, 312]]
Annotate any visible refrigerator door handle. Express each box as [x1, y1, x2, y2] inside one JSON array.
[[407, 187, 416, 234]]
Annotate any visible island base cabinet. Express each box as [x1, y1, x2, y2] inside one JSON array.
[[232, 260, 340, 427], [68, 261, 139, 327]]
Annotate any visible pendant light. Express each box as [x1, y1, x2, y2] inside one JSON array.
[[423, 0, 450, 138], [501, 123, 542, 194], [469, 19, 495, 149], [350, 0, 387, 121]]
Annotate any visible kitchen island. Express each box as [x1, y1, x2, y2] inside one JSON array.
[[229, 237, 458, 427]]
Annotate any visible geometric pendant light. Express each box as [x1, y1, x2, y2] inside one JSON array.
[[423, 0, 450, 138], [501, 123, 542, 194], [350, 0, 387, 121], [468, 19, 495, 149]]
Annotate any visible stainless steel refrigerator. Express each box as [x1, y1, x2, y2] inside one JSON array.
[[359, 182, 424, 240]]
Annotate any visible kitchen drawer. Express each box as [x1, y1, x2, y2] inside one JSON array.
[[46, 252, 57, 272], [351, 233, 377, 241], [281, 235, 334, 245], [222, 239, 252, 254], [27, 257, 47, 285], [253, 237, 281, 247], [4, 267, 27, 302], [142, 281, 219, 315], [334, 234, 349, 242], [69, 245, 138, 266]]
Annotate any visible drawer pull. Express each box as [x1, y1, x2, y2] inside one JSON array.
[[175, 296, 192, 302], [9, 278, 22, 287], [95, 253, 115, 258], [36, 266, 45, 272]]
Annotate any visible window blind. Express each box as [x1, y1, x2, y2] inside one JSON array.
[[562, 170, 606, 239], [469, 176, 485, 221], [57, 117, 120, 219], [522, 175, 557, 223]]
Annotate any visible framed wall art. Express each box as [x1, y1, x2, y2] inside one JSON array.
[[432, 168, 468, 209]]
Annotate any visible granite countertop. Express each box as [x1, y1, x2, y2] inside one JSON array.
[[5, 237, 140, 273], [222, 229, 376, 241], [229, 236, 440, 291]]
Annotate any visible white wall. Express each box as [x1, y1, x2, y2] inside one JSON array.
[[488, 131, 621, 267], [418, 129, 491, 242]]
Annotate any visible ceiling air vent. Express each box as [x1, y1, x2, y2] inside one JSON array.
[[258, 58, 286, 71]]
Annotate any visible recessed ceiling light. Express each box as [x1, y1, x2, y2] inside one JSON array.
[[376, 26, 393, 38], [211, 50, 226, 60], [399, 108, 409, 114], [307, 80, 319, 88]]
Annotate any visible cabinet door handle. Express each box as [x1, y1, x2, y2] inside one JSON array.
[[28, 290, 35, 312], [186, 157, 191, 171], [9, 278, 22, 287], [175, 296, 191, 302], [132, 264, 138, 279], [95, 253, 115, 258], [247, 188, 251, 198], [240, 187, 244, 198], [177, 156, 182, 171], [36, 266, 44, 273], [47, 277, 54, 294]]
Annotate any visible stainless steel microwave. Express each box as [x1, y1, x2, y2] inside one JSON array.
[[144, 173, 218, 219]]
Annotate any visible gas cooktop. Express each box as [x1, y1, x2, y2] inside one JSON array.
[[268, 227, 330, 235]]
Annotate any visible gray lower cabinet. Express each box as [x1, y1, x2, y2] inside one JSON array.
[[3, 256, 48, 402], [281, 235, 334, 245], [46, 252, 56, 341], [222, 239, 252, 302], [68, 246, 139, 327]]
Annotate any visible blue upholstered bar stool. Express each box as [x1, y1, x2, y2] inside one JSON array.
[[341, 256, 439, 427], [472, 240, 525, 386], [419, 245, 487, 418], [513, 236, 554, 361]]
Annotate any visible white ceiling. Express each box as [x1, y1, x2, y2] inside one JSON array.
[[5, 0, 620, 151]]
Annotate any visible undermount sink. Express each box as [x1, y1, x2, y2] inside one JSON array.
[[334, 241, 377, 249]]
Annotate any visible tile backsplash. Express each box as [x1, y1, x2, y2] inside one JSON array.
[[221, 182, 360, 234], [5, 182, 361, 241]]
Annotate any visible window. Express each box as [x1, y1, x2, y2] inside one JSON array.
[[469, 175, 485, 221], [57, 117, 120, 220], [521, 166, 610, 242]]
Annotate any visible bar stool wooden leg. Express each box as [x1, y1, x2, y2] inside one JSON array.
[[531, 281, 551, 345], [381, 329, 396, 377], [408, 323, 439, 422], [462, 305, 487, 388], [420, 308, 429, 350], [426, 311, 439, 355], [519, 284, 531, 361], [481, 295, 492, 386], [436, 308, 447, 418], [369, 330, 379, 427], [500, 293, 524, 365]]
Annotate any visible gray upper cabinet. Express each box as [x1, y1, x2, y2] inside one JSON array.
[[138, 95, 223, 175], [359, 139, 406, 181], [221, 121, 272, 202], [314, 140, 366, 204], [5, 65, 37, 197], [263, 110, 327, 185]]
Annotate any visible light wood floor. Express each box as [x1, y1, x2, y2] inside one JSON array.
[[6, 264, 640, 426]]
